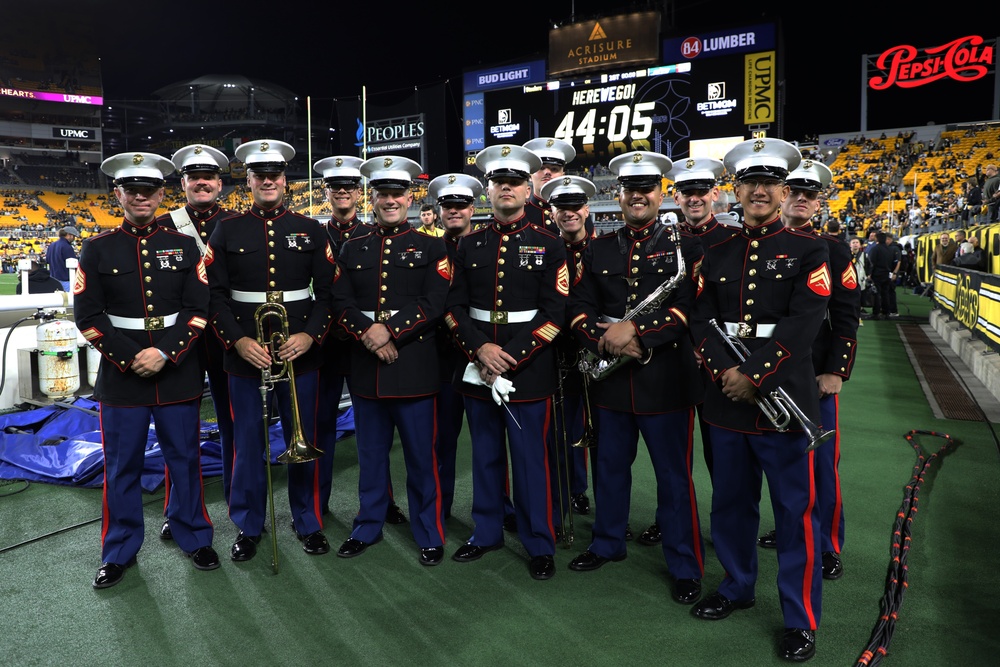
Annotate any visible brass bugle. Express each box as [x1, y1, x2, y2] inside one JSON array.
[[707, 318, 834, 452]]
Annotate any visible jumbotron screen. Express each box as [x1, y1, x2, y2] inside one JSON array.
[[466, 57, 777, 167], [464, 22, 781, 171]]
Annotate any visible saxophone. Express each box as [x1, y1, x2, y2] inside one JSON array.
[[578, 223, 687, 381]]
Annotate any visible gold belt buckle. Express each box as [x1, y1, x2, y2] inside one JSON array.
[[737, 322, 753, 338], [145, 316, 165, 330], [377, 311, 392, 323], [490, 310, 508, 325], [266, 291, 284, 304]]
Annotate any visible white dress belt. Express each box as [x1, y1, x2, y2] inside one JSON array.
[[107, 313, 179, 330], [231, 288, 311, 303], [469, 307, 538, 324], [361, 310, 399, 322], [724, 322, 776, 339], [601, 314, 622, 323]]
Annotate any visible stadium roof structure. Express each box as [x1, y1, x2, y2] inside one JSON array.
[[152, 75, 299, 114]]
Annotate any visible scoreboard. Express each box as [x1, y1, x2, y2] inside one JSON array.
[[464, 21, 780, 171]]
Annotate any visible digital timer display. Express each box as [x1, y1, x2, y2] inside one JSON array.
[[476, 53, 771, 170]]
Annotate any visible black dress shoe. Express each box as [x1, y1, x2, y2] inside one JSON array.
[[337, 536, 380, 558], [185, 546, 221, 571], [822, 551, 843, 580], [571, 493, 590, 515], [452, 541, 503, 562], [230, 532, 261, 562], [637, 523, 662, 546], [529, 555, 556, 580], [385, 504, 408, 525], [159, 519, 172, 541], [692, 592, 755, 620], [625, 523, 634, 541], [779, 628, 816, 662], [92, 557, 136, 589], [758, 529, 777, 549], [503, 513, 517, 533], [419, 546, 444, 566], [568, 550, 626, 572], [297, 530, 330, 555], [671, 577, 702, 604]]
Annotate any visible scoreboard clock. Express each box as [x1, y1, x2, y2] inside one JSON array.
[[476, 51, 777, 170]]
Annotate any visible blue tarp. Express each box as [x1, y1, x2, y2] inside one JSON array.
[[0, 398, 354, 491]]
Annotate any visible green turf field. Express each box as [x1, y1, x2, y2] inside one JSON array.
[[0, 273, 21, 296]]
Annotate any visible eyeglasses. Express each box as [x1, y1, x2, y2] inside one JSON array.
[[790, 189, 820, 200], [739, 179, 784, 191]]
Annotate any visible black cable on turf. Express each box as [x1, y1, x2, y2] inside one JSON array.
[[854, 430, 956, 667]]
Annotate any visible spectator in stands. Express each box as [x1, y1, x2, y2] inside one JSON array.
[[44, 225, 78, 290], [954, 235, 988, 271], [907, 203, 923, 231], [15, 260, 63, 294], [984, 164, 1000, 222], [965, 178, 983, 223], [416, 203, 444, 237], [931, 232, 958, 272]]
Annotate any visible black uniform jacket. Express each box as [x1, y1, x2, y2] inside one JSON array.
[[555, 237, 590, 396], [156, 202, 234, 249], [526, 194, 596, 236], [525, 195, 558, 233], [691, 217, 831, 433], [331, 222, 449, 399], [322, 215, 375, 377], [438, 233, 467, 385], [205, 204, 335, 377], [444, 214, 568, 402], [571, 221, 704, 414], [158, 203, 236, 370], [74, 219, 209, 407], [812, 232, 860, 378], [680, 214, 740, 247]]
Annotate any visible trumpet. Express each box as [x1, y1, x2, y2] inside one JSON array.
[[255, 300, 325, 574], [707, 318, 834, 452]]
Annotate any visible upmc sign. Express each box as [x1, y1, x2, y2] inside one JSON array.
[[869, 35, 994, 89], [52, 127, 96, 141]]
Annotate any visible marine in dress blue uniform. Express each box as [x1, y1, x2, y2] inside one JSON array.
[[523, 137, 593, 236], [78, 152, 218, 589], [667, 157, 739, 487], [310, 156, 372, 516], [538, 175, 596, 536], [690, 138, 830, 662], [330, 156, 450, 565], [427, 172, 483, 521], [773, 159, 859, 582], [445, 144, 569, 580], [566, 153, 706, 605], [204, 139, 336, 561], [155, 144, 236, 540]]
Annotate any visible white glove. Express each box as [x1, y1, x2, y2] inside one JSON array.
[[461, 362, 516, 405], [490, 375, 515, 405]]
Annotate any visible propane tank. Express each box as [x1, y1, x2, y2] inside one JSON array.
[[36, 318, 81, 398]]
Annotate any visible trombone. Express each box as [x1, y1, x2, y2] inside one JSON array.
[[255, 300, 325, 573], [552, 350, 576, 548], [707, 318, 834, 452]]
